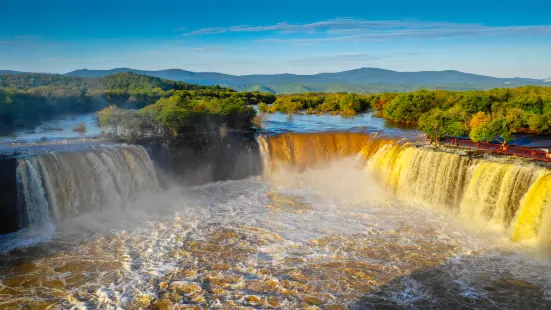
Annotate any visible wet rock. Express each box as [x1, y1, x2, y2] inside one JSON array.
[[243, 226, 284, 243], [281, 279, 313, 293], [211, 229, 240, 245], [190, 294, 207, 304], [211, 263, 231, 271], [150, 298, 176, 310], [169, 281, 202, 295], [177, 269, 198, 279], [203, 273, 242, 288], [1, 299, 59, 309], [302, 295, 323, 305], [126, 294, 154, 309], [286, 270, 311, 282], [210, 286, 229, 298], [44, 279, 65, 289], [65, 274, 89, 286], [2, 275, 42, 288], [245, 278, 282, 294], [179, 305, 202, 310], [265, 296, 283, 308], [244, 295, 263, 306], [11, 262, 40, 275]]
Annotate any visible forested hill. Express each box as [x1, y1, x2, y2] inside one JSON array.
[[0, 72, 217, 92], [0, 72, 276, 130], [62, 67, 550, 94]]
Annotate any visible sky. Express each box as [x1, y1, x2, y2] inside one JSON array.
[[0, 0, 550, 78]]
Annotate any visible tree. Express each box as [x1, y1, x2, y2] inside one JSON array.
[[382, 90, 435, 123], [469, 112, 491, 130], [257, 102, 268, 113], [418, 109, 466, 143], [459, 90, 492, 113], [469, 117, 516, 145], [528, 112, 551, 133], [339, 94, 363, 112], [282, 99, 302, 116]]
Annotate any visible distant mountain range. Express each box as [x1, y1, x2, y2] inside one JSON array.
[[0, 70, 24, 75], [3, 67, 550, 93]]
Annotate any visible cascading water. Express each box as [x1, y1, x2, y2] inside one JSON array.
[[15, 145, 160, 230], [259, 132, 551, 250], [4, 132, 551, 309], [258, 132, 392, 171], [363, 141, 551, 245]]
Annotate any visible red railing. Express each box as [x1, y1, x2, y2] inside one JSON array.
[[439, 137, 551, 162]]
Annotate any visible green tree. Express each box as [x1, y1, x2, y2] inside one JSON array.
[[458, 91, 492, 113], [257, 102, 268, 113], [469, 117, 516, 145], [418, 109, 466, 143]]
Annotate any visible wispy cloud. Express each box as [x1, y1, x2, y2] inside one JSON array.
[[263, 26, 551, 44], [178, 18, 551, 43], [180, 19, 479, 36]]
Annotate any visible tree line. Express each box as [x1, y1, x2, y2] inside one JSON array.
[[260, 87, 551, 144], [259, 92, 372, 116], [371, 87, 551, 144], [0, 72, 275, 130]]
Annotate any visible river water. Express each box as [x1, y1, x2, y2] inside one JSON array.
[[1, 114, 551, 309]]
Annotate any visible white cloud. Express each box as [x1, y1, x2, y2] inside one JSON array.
[[179, 18, 551, 43]]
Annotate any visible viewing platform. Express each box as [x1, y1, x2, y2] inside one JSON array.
[[441, 137, 551, 162]]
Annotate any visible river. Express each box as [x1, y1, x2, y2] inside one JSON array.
[[1, 113, 551, 309]]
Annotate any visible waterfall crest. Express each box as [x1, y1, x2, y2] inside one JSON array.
[[16, 145, 160, 230], [258, 132, 390, 171], [259, 132, 551, 248]]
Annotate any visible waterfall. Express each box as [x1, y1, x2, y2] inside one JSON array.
[[259, 132, 551, 249], [258, 132, 382, 171], [16, 145, 160, 230]]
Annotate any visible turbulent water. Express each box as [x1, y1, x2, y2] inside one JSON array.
[[2, 133, 551, 309]]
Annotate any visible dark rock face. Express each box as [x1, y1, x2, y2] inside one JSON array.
[[0, 158, 20, 234], [140, 131, 262, 186]]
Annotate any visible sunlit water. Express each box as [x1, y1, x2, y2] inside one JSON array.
[[262, 112, 418, 137], [0, 111, 419, 144], [1, 158, 551, 309], [0, 113, 101, 143]]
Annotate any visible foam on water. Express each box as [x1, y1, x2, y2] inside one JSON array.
[[2, 158, 551, 308]]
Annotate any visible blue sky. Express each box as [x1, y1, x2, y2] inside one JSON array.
[[1, 0, 550, 78]]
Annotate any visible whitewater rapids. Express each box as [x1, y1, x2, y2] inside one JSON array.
[[2, 134, 551, 309]]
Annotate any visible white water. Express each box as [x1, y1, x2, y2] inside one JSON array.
[[2, 142, 551, 308], [14, 145, 160, 232]]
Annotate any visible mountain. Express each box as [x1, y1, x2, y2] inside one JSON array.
[[0, 70, 24, 75], [62, 67, 549, 94], [0, 72, 216, 91], [3, 67, 548, 94]]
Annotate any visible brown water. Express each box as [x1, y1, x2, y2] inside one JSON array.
[[2, 132, 551, 309]]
